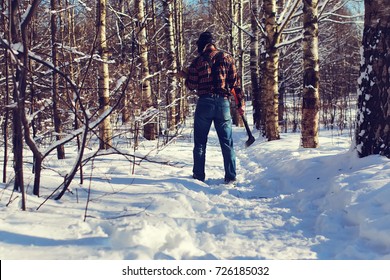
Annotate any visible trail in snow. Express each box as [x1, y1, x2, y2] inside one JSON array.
[[1, 120, 390, 260]]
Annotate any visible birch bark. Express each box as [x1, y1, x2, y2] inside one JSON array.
[[97, 0, 113, 149], [301, 0, 320, 148], [136, 0, 157, 140]]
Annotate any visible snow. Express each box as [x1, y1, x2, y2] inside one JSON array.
[[76, 0, 92, 12], [20, 4, 32, 26], [1, 113, 390, 261], [10, 42, 24, 54]]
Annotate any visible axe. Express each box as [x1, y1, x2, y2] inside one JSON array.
[[231, 89, 255, 147]]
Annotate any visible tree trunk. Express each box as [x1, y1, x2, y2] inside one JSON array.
[[51, 0, 66, 158], [277, 0, 286, 133], [263, 0, 280, 141], [21, 1, 44, 197], [250, 0, 262, 131], [136, 0, 157, 140], [356, 0, 390, 158], [66, 1, 83, 184], [174, 0, 186, 124], [117, 0, 131, 124], [151, 0, 162, 131], [163, 0, 178, 131], [2, 0, 10, 183], [10, 0, 41, 207], [229, 0, 237, 56], [10, 0, 25, 209], [301, 0, 320, 148], [257, 6, 267, 134], [97, 0, 113, 149], [229, 0, 243, 127], [235, 0, 244, 127]]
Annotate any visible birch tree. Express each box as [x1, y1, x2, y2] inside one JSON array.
[[228, 0, 238, 56], [356, 0, 390, 158], [301, 0, 320, 148], [250, 0, 261, 131], [235, 0, 245, 127], [163, 0, 178, 131], [277, 0, 286, 133], [263, 0, 281, 140], [174, 0, 186, 124], [97, 0, 113, 149], [136, 0, 156, 140]]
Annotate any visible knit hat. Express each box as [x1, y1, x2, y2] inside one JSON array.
[[197, 31, 215, 54]]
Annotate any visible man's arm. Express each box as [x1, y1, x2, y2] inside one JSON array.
[[184, 60, 199, 91], [227, 57, 245, 115]]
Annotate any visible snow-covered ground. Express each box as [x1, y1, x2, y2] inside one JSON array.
[[1, 115, 390, 261]]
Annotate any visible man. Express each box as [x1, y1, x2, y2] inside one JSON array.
[[180, 31, 245, 184]]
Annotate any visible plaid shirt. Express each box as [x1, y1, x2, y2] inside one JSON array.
[[185, 46, 243, 105]]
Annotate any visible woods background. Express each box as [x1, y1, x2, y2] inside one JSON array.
[[0, 0, 378, 209]]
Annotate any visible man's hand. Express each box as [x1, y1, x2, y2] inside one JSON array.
[[237, 105, 245, 116], [231, 88, 245, 116]]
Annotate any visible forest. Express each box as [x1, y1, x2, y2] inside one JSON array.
[[0, 0, 389, 211]]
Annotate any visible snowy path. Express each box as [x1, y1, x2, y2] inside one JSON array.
[[190, 128, 324, 260], [1, 124, 390, 260]]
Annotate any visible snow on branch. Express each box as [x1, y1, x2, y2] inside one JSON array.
[[42, 107, 112, 157], [320, 18, 364, 25], [112, 76, 128, 94], [76, 0, 92, 11], [135, 107, 160, 123], [278, 0, 302, 35], [46, 5, 76, 14], [276, 34, 303, 49], [278, 0, 294, 25], [20, 0, 40, 31], [320, 12, 364, 20], [28, 50, 79, 92]]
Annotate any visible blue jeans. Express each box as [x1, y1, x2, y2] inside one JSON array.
[[193, 95, 236, 181]]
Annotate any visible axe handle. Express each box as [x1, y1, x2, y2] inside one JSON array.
[[230, 88, 240, 107], [242, 115, 254, 139], [231, 88, 253, 139]]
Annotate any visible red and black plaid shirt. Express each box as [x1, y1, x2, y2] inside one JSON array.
[[185, 46, 243, 104]]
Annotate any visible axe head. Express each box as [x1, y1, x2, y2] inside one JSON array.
[[245, 136, 255, 148]]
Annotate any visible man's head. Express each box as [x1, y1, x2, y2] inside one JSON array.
[[196, 31, 215, 54]]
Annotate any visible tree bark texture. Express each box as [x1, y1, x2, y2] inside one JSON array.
[[163, 0, 178, 131], [277, 0, 286, 133], [250, 0, 262, 131], [136, 0, 157, 140], [235, 0, 244, 127], [356, 0, 390, 158], [301, 0, 320, 148], [174, 0, 186, 124], [228, 0, 243, 127], [2, 0, 10, 183], [10, 0, 41, 206], [97, 0, 113, 149], [9, 0, 24, 197], [51, 0, 66, 158], [263, 0, 280, 141]]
